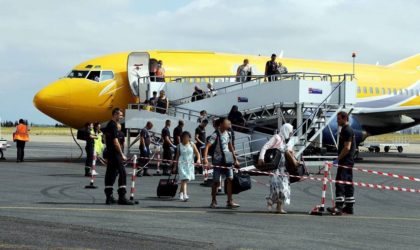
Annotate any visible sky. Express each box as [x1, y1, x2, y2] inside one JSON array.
[[0, 0, 419, 125]]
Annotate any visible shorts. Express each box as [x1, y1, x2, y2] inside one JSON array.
[[212, 163, 233, 181]]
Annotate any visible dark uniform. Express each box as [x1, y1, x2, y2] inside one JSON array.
[[104, 120, 129, 204], [335, 124, 356, 213], [85, 129, 94, 176], [195, 125, 206, 156], [161, 126, 172, 175]]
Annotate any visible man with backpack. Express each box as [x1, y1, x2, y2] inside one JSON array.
[[203, 117, 240, 209]]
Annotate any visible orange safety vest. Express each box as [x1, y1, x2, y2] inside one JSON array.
[[14, 124, 29, 142]]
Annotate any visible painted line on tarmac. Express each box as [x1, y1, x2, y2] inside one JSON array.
[[1, 206, 420, 222]]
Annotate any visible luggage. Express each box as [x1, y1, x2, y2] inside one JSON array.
[[225, 172, 252, 194], [288, 163, 309, 183], [256, 148, 282, 171], [157, 174, 178, 198]]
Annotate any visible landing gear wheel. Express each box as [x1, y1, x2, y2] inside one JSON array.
[[397, 146, 403, 153], [374, 147, 380, 153], [384, 146, 390, 153]]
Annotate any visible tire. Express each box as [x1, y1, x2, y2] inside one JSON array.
[[0, 149, 3, 159], [374, 147, 380, 153], [368, 147, 374, 153], [384, 146, 390, 153], [397, 146, 403, 153]]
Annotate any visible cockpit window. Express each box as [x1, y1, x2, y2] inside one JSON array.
[[101, 71, 114, 81], [68, 70, 89, 78], [87, 71, 101, 82]]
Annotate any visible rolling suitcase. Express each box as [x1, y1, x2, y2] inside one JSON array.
[[157, 173, 178, 198]]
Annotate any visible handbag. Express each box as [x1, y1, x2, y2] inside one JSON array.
[[12, 132, 17, 142], [225, 172, 252, 194]]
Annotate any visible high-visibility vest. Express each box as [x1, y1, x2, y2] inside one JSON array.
[[14, 124, 29, 142]]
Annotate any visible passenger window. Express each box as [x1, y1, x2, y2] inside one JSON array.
[[87, 71, 101, 82], [363, 87, 367, 94], [375, 87, 379, 94], [381, 88, 385, 95], [388, 88, 391, 95], [393, 88, 397, 95], [369, 87, 373, 94], [357, 87, 361, 93], [417, 90, 419, 96], [100, 71, 114, 81]]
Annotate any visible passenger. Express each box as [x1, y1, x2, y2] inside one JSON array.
[[174, 131, 201, 201], [195, 119, 209, 157], [149, 91, 158, 107], [277, 62, 288, 74], [84, 122, 97, 177], [327, 111, 356, 216], [139, 121, 153, 177], [265, 53, 279, 82], [191, 86, 205, 102], [142, 100, 153, 112], [156, 90, 169, 114], [156, 60, 165, 82], [228, 105, 246, 129], [207, 83, 217, 98], [104, 108, 133, 205], [93, 122, 105, 166], [197, 110, 208, 123], [258, 123, 295, 214], [149, 60, 158, 82], [236, 59, 252, 82], [13, 119, 30, 163], [203, 117, 240, 209], [161, 120, 176, 176]]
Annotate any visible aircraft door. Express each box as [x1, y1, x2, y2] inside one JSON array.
[[127, 52, 150, 101]]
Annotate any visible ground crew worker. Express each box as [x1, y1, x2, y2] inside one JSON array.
[[94, 122, 105, 166], [14, 119, 29, 163], [328, 111, 356, 215], [104, 108, 133, 205]]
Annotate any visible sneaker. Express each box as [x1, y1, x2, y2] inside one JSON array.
[[118, 198, 134, 205], [179, 193, 185, 201], [91, 169, 98, 176], [105, 196, 117, 205], [184, 194, 189, 201]]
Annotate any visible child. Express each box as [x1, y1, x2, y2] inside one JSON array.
[[174, 131, 201, 201]]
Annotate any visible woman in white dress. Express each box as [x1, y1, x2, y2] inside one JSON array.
[[258, 123, 295, 214], [175, 131, 201, 201]]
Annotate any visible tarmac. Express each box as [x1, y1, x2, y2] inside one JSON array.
[[0, 139, 420, 249]]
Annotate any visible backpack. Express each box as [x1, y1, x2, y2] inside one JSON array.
[[207, 130, 231, 158]]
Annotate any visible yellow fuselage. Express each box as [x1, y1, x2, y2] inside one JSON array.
[[33, 51, 420, 129]]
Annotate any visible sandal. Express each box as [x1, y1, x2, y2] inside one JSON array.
[[226, 202, 240, 209]]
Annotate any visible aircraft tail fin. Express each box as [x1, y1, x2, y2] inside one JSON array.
[[388, 53, 420, 70]]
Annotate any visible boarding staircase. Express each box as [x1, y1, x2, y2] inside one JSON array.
[[126, 73, 356, 167]]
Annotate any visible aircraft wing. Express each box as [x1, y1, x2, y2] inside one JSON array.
[[354, 106, 420, 120]]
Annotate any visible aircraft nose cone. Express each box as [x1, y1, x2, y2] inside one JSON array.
[[33, 80, 70, 115]]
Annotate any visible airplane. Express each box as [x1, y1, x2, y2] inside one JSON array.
[[33, 51, 420, 149]]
